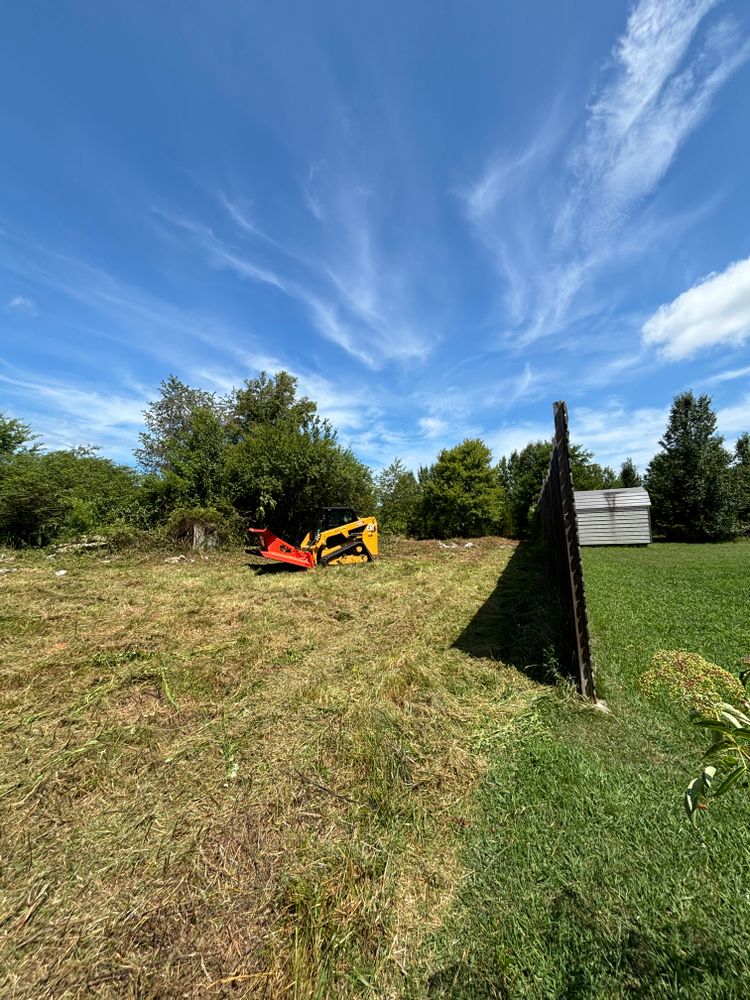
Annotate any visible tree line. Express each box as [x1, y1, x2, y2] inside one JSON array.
[[0, 372, 748, 547]]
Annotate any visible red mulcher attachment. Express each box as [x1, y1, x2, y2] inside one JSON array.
[[248, 527, 315, 569]]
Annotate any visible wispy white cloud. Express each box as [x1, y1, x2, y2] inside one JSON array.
[[575, 348, 649, 390], [217, 194, 276, 245], [157, 193, 432, 368], [564, 0, 749, 247], [0, 364, 149, 458], [154, 207, 288, 292], [642, 256, 750, 360], [7, 295, 37, 316], [302, 162, 328, 222], [569, 400, 669, 469], [704, 364, 750, 385], [418, 415, 448, 438], [506, 362, 534, 405], [571, 393, 750, 472], [0, 229, 275, 371], [717, 393, 750, 436], [485, 421, 552, 463], [462, 0, 750, 349], [462, 140, 549, 227], [303, 188, 326, 223], [369, 396, 671, 474]]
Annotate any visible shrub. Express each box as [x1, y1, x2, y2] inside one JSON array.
[[164, 505, 246, 548], [0, 449, 141, 546], [374, 459, 421, 535], [640, 650, 745, 714]]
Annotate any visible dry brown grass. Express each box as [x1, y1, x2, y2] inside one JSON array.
[[0, 536, 537, 998]]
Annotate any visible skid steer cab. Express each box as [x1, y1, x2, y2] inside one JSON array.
[[248, 507, 378, 570]]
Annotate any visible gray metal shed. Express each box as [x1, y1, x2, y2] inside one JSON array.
[[574, 487, 652, 546]]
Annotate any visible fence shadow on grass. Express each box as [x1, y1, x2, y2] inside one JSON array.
[[453, 541, 568, 686]]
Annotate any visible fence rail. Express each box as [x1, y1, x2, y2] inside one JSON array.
[[536, 401, 596, 699]]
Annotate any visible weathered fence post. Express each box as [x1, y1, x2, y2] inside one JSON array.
[[536, 401, 596, 699]]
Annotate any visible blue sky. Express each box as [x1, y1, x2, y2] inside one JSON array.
[[2, 0, 750, 473]]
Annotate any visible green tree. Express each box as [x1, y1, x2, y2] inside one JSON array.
[[645, 391, 737, 541], [499, 440, 619, 537], [227, 424, 373, 539], [134, 370, 375, 540], [374, 459, 421, 535], [224, 373, 373, 539], [570, 453, 620, 491], [732, 432, 750, 533], [135, 375, 220, 474], [163, 406, 229, 506], [228, 370, 317, 435], [619, 457, 642, 488], [0, 413, 37, 457], [498, 441, 551, 538], [417, 439, 508, 539]]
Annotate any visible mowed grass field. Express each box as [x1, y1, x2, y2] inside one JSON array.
[[0, 537, 536, 999], [1, 538, 749, 998]]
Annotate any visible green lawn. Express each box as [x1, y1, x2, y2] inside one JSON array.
[[426, 540, 750, 999]]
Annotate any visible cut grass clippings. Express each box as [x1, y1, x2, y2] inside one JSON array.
[[0, 537, 535, 999], [3, 538, 749, 999]]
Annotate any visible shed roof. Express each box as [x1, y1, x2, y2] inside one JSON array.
[[574, 486, 651, 511]]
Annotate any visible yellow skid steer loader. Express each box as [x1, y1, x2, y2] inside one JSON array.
[[249, 507, 378, 569]]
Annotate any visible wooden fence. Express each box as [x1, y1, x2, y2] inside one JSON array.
[[536, 401, 597, 699]]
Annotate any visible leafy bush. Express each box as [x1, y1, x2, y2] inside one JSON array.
[[164, 505, 246, 548], [374, 459, 421, 535], [0, 449, 141, 546], [95, 523, 153, 551]]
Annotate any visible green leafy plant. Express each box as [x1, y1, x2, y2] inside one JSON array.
[[685, 703, 750, 823], [164, 505, 245, 547]]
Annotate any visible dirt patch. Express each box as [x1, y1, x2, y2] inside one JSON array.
[[109, 685, 173, 725], [382, 535, 518, 562]]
